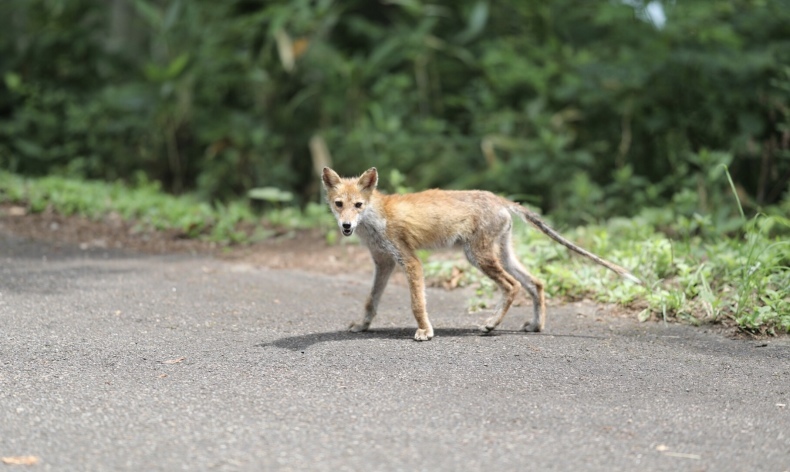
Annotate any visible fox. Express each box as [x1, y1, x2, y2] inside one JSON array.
[[321, 167, 641, 341]]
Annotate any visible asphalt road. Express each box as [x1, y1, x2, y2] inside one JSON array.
[[1, 234, 789, 471]]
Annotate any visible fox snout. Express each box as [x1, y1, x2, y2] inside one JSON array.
[[332, 209, 361, 237]]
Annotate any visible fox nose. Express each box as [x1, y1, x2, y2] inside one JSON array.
[[342, 223, 351, 229]]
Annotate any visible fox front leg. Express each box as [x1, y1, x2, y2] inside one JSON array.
[[349, 255, 396, 332], [402, 255, 434, 341]]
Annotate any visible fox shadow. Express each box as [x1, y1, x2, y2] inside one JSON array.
[[257, 325, 612, 351], [258, 327, 522, 352]]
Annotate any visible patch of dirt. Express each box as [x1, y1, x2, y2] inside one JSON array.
[[223, 230, 375, 277], [1, 204, 219, 255], [0, 204, 373, 275]]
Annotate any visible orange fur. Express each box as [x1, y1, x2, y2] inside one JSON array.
[[322, 167, 640, 341]]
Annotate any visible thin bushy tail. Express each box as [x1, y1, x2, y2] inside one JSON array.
[[511, 205, 642, 285]]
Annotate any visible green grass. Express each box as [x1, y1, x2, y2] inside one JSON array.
[[423, 212, 790, 335], [0, 171, 331, 243], [420, 164, 790, 335]]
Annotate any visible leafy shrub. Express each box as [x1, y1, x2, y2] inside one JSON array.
[[1, 1, 788, 225]]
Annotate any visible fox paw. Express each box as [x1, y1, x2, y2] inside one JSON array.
[[479, 316, 498, 333], [413, 327, 434, 341], [521, 321, 543, 333], [479, 324, 495, 334], [348, 321, 370, 332]]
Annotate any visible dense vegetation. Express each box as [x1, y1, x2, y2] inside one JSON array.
[[2, 0, 789, 223]]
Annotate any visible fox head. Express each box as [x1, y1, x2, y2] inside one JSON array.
[[321, 167, 378, 237]]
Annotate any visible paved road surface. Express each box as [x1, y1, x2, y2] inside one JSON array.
[[1, 234, 788, 471]]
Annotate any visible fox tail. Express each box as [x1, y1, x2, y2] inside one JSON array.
[[511, 205, 642, 285]]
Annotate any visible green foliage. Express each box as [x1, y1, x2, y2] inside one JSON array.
[[0, 170, 329, 242], [1, 1, 789, 222], [423, 206, 790, 334], [422, 163, 790, 334], [248, 187, 294, 204]]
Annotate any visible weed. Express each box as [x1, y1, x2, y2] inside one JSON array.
[[421, 207, 789, 334]]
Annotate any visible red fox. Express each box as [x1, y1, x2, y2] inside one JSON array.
[[322, 167, 641, 341]]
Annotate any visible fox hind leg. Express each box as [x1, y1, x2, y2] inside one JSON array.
[[499, 233, 546, 332], [464, 241, 521, 333]]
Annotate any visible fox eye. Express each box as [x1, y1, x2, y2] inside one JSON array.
[[335, 201, 343, 208], [354, 202, 363, 209]]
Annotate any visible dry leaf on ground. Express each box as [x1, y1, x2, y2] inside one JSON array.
[[161, 357, 186, 364], [2, 455, 40, 465]]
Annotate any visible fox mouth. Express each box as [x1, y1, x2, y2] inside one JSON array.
[[342, 228, 353, 236]]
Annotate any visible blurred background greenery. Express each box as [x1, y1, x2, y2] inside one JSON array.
[[1, 0, 789, 224]]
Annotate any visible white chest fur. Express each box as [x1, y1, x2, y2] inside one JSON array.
[[356, 208, 402, 264]]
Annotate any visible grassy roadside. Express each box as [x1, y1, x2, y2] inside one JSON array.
[[424, 214, 790, 335], [0, 171, 332, 243], [1, 171, 788, 334]]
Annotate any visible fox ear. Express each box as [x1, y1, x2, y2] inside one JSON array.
[[357, 167, 378, 192], [322, 167, 342, 189]]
